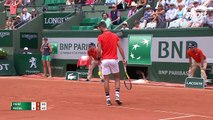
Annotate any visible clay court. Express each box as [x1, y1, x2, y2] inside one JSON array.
[[0, 76, 213, 120]]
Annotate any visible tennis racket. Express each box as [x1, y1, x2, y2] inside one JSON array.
[[123, 64, 132, 90]]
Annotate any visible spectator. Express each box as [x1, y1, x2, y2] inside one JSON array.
[[155, 0, 166, 10], [138, 0, 148, 8], [22, 47, 32, 54], [85, 0, 94, 5], [176, 3, 186, 19], [10, 0, 18, 15], [152, 4, 166, 28], [31, 8, 37, 19], [109, 4, 121, 25], [101, 13, 111, 29], [191, 0, 201, 16], [105, 0, 116, 4], [116, 0, 127, 10], [140, 4, 154, 26], [205, 7, 213, 27], [176, 0, 185, 5], [125, 0, 133, 8], [22, 0, 30, 7], [21, 7, 31, 22], [185, 0, 201, 8], [165, 2, 178, 26], [5, 17, 14, 30], [188, 8, 205, 27], [31, 0, 35, 6], [132, 20, 142, 29], [4, 0, 11, 7], [202, 0, 213, 7], [66, 0, 75, 5], [121, 21, 129, 29], [127, 2, 138, 18], [13, 15, 22, 29], [181, 8, 193, 26], [165, 0, 177, 11], [17, 0, 22, 7]]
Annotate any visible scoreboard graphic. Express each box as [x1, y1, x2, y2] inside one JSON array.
[[11, 102, 47, 110]]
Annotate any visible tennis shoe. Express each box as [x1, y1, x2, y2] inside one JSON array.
[[115, 97, 122, 105], [106, 100, 112, 106], [101, 79, 105, 83]]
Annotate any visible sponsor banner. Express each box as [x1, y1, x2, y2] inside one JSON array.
[[43, 12, 72, 29], [65, 71, 79, 80], [128, 34, 152, 65], [152, 37, 213, 63], [0, 60, 16, 75], [148, 62, 191, 83], [48, 38, 96, 60], [76, 69, 88, 78], [48, 36, 213, 64], [48, 37, 129, 60], [149, 62, 213, 83], [0, 30, 13, 47], [185, 77, 205, 89], [14, 54, 42, 75], [20, 32, 38, 49]]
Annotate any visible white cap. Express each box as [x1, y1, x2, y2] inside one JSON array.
[[24, 47, 28, 51], [122, 21, 128, 25], [207, 7, 213, 12], [145, 4, 152, 9], [130, 2, 137, 7], [193, 0, 199, 3]]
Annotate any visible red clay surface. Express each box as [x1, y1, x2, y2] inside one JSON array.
[[0, 76, 213, 120]]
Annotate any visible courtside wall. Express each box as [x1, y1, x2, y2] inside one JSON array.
[[43, 28, 213, 83]]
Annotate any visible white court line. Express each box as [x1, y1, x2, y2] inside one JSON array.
[[159, 115, 195, 120], [156, 110, 213, 119], [155, 110, 192, 116]]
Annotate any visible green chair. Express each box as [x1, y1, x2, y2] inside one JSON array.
[[71, 26, 80, 30], [86, 26, 94, 30]]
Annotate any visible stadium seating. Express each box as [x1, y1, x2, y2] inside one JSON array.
[[45, 0, 66, 11], [139, 23, 146, 29], [145, 22, 157, 29], [168, 20, 180, 29], [80, 18, 101, 26]]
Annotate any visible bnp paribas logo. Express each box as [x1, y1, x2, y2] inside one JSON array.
[[49, 42, 58, 54], [22, 34, 38, 40], [0, 32, 10, 38]]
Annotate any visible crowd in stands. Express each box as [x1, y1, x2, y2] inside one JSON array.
[[4, 0, 37, 30], [122, 0, 213, 30], [4, 0, 35, 7], [3, 0, 213, 30]]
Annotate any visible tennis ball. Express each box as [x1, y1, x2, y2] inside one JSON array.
[[98, 71, 101, 76]]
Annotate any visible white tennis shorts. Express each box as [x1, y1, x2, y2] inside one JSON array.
[[101, 59, 119, 75]]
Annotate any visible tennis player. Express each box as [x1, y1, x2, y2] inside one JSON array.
[[40, 37, 52, 78], [97, 21, 126, 106], [187, 43, 208, 82], [86, 42, 104, 82]]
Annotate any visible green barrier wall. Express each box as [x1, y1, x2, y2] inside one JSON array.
[[54, 12, 83, 30], [0, 1, 5, 12], [0, 30, 13, 47], [0, 12, 6, 29], [0, 59, 16, 75], [43, 12, 75, 29], [13, 14, 43, 54], [43, 28, 213, 82], [14, 54, 42, 75]]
